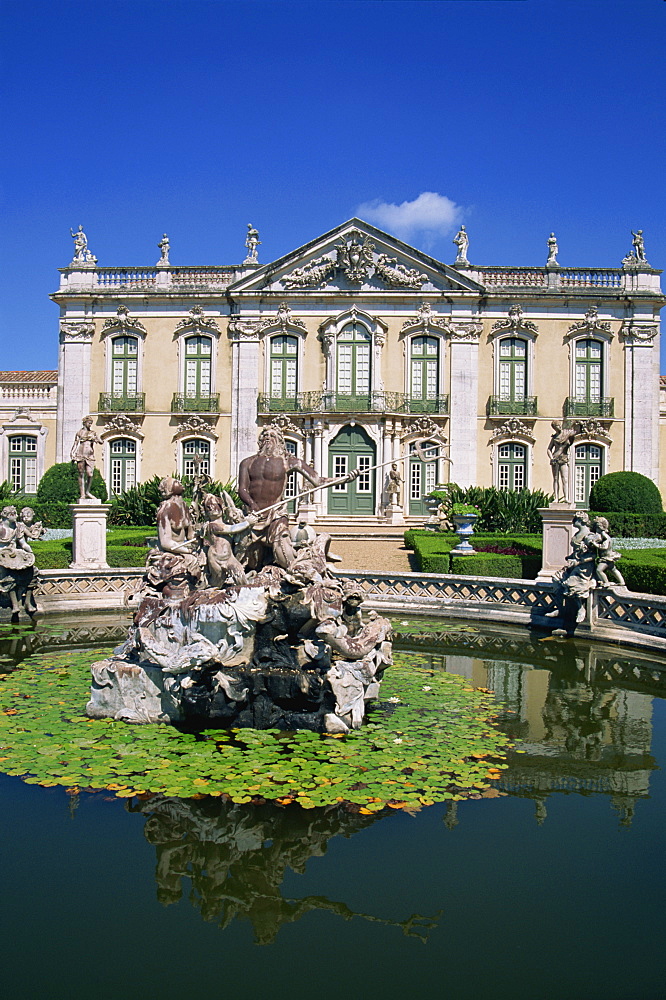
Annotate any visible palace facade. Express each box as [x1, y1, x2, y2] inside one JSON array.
[[23, 218, 664, 520]]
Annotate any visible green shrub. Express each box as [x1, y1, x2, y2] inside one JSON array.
[[427, 485, 553, 533], [589, 472, 662, 516], [615, 549, 666, 596], [37, 462, 107, 504], [109, 475, 240, 526], [450, 553, 524, 578], [589, 511, 666, 539], [405, 530, 542, 578]]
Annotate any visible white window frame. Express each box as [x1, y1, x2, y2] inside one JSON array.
[[491, 438, 532, 490], [568, 334, 612, 403], [103, 326, 145, 396], [262, 330, 305, 398]]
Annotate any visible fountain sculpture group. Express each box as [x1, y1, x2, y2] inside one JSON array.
[[86, 426, 393, 732]]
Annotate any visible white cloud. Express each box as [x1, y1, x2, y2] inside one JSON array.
[[356, 191, 464, 247]]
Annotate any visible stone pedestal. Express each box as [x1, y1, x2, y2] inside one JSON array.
[[537, 503, 576, 580], [70, 501, 110, 570], [295, 503, 318, 525], [384, 502, 406, 526]]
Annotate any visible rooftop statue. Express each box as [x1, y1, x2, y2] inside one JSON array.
[[69, 225, 97, 265], [452, 224, 469, 265], [157, 233, 170, 266], [546, 232, 559, 266], [70, 416, 103, 501], [623, 229, 650, 267], [244, 223, 260, 264]]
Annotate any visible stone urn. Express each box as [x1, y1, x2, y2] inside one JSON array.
[[450, 508, 479, 555]]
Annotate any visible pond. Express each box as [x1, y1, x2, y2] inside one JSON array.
[[1, 612, 665, 1000]]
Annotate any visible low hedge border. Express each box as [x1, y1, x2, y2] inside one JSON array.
[[405, 530, 542, 578], [30, 527, 155, 570], [589, 512, 666, 539]]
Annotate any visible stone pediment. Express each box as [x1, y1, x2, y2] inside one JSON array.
[[229, 219, 484, 295]]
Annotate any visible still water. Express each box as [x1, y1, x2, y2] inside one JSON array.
[[1, 615, 665, 1000]]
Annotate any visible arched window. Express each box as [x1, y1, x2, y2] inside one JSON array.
[[109, 438, 137, 495], [270, 335, 298, 407], [184, 336, 212, 399], [410, 336, 440, 412], [498, 337, 527, 401], [182, 438, 210, 478], [574, 443, 603, 507], [8, 435, 37, 493], [336, 322, 371, 406], [497, 442, 526, 492], [111, 336, 138, 399], [574, 339, 602, 404]]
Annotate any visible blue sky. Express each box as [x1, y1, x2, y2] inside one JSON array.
[[1, 0, 664, 370]]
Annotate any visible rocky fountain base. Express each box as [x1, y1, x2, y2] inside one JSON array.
[[87, 576, 392, 734]]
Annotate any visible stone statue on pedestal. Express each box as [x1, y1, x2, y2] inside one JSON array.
[[157, 233, 170, 266], [386, 463, 402, 506], [70, 416, 102, 500], [70, 225, 97, 265], [547, 421, 577, 502]]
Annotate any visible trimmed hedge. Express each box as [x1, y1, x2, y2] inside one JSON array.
[[589, 472, 662, 515], [589, 511, 666, 539], [405, 530, 542, 578], [30, 529, 152, 570], [615, 549, 666, 596]]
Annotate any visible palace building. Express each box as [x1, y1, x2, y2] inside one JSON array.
[[15, 217, 664, 521]]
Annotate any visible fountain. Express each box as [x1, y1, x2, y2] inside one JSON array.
[[86, 427, 393, 733]]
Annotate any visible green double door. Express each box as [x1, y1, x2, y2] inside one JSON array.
[[327, 426, 376, 516]]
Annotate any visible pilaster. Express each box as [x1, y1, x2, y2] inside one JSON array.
[[448, 323, 482, 487], [228, 319, 261, 472], [621, 321, 660, 482], [56, 320, 95, 462]]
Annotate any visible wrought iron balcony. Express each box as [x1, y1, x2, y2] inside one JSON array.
[[488, 395, 538, 416], [171, 393, 220, 413], [98, 392, 145, 412], [296, 390, 411, 413], [564, 396, 614, 418], [408, 394, 449, 415], [257, 394, 299, 413]]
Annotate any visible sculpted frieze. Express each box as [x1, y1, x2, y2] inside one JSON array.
[[566, 306, 612, 339], [102, 305, 147, 338], [491, 418, 535, 444], [491, 304, 538, 337], [267, 413, 302, 436], [449, 322, 483, 342], [101, 413, 144, 438], [176, 306, 220, 335], [572, 418, 612, 443], [257, 302, 306, 335], [227, 317, 261, 341], [406, 416, 443, 439], [173, 413, 218, 439], [374, 254, 427, 289], [401, 303, 452, 334], [282, 255, 337, 289], [620, 322, 658, 345], [59, 321, 95, 343]]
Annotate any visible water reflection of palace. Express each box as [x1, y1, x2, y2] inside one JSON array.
[[129, 795, 439, 945], [397, 629, 662, 827]]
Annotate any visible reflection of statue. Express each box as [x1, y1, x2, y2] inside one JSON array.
[[0, 506, 39, 621], [157, 233, 170, 265], [70, 416, 102, 500], [244, 223, 260, 264], [547, 421, 576, 502], [131, 795, 439, 945], [386, 463, 402, 505], [145, 477, 202, 598], [452, 224, 469, 264], [546, 232, 559, 266]]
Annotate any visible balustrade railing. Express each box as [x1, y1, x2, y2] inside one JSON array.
[[295, 390, 412, 413], [408, 394, 449, 414], [559, 269, 623, 289], [94, 269, 157, 289], [474, 268, 548, 289], [98, 392, 146, 412], [489, 395, 538, 416], [564, 396, 614, 418], [0, 384, 57, 402], [171, 393, 220, 413], [169, 268, 235, 289]]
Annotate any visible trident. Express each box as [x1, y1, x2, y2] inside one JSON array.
[[251, 436, 452, 519]]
